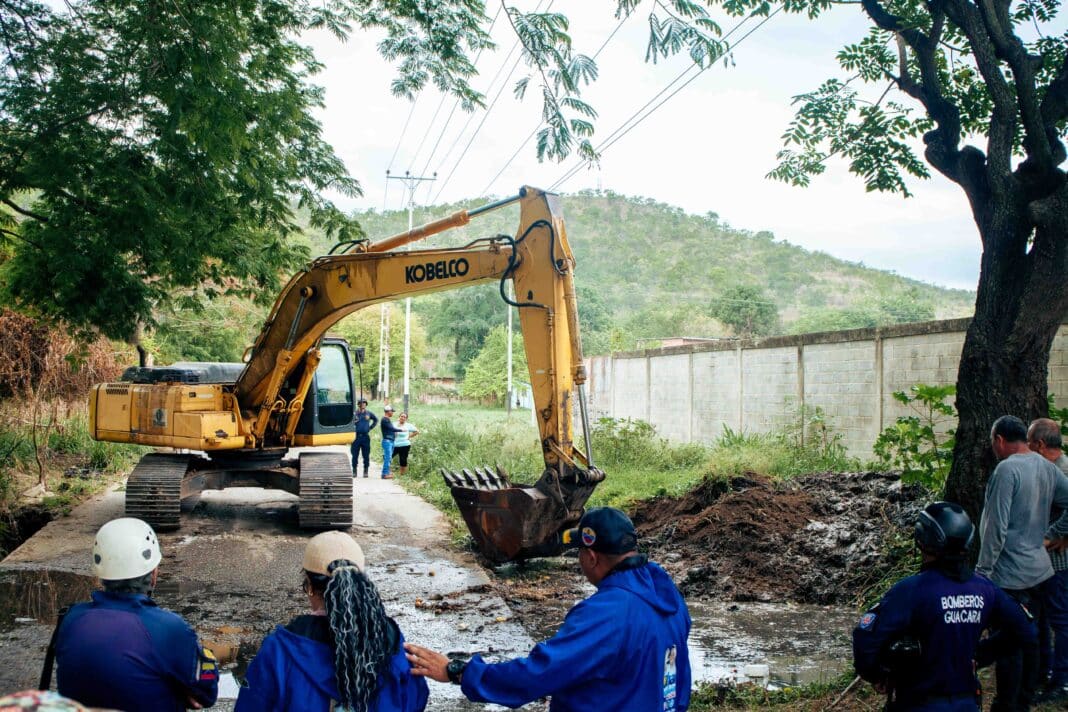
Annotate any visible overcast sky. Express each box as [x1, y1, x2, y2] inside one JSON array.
[[306, 2, 990, 292]]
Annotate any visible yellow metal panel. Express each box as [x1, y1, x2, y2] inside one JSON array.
[[91, 383, 135, 438], [171, 385, 224, 412], [94, 428, 134, 444], [291, 433, 355, 447]]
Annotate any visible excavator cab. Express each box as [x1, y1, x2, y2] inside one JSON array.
[[289, 338, 358, 445]]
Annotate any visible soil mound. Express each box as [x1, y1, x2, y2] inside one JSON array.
[[632, 471, 923, 605]]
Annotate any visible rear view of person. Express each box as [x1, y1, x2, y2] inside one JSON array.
[[853, 502, 1035, 711], [236, 531, 427, 712], [54, 518, 218, 712]]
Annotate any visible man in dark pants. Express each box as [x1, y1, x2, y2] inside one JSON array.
[[853, 502, 1034, 711], [977, 415, 1068, 711], [351, 398, 378, 478], [1028, 417, 1068, 702]]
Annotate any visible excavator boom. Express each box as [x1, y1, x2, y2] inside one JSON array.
[[91, 187, 603, 560]]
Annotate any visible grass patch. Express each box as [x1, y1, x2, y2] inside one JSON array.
[[689, 672, 871, 710]]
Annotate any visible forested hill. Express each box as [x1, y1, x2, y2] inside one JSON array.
[[318, 190, 973, 347]]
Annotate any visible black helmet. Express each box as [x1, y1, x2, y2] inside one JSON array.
[[914, 502, 974, 555]]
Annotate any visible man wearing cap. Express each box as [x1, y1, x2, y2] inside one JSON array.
[[352, 398, 379, 478], [54, 517, 219, 711], [404, 507, 692, 710], [380, 405, 398, 479]]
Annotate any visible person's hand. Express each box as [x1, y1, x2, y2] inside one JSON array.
[[186, 694, 204, 709], [404, 642, 451, 682], [1046, 538, 1068, 552]]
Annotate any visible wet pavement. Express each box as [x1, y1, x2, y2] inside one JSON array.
[[0, 450, 856, 708]]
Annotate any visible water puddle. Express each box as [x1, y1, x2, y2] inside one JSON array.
[[687, 600, 856, 687]]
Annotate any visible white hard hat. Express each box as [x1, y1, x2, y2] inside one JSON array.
[[92, 518, 162, 580], [302, 531, 365, 576]]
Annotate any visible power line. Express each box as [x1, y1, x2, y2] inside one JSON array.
[[383, 101, 419, 210], [479, 9, 635, 198], [414, 4, 504, 203], [551, 8, 781, 192], [431, 0, 553, 205]]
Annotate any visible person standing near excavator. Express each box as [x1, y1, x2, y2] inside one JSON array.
[[380, 405, 398, 479], [403, 507, 691, 710], [351, 398, 378, 478]]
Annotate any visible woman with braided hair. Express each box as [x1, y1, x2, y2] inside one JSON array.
[[236, 532, 428, 712]]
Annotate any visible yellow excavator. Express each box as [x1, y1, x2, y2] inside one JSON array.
[[88, 186, 604, 562]]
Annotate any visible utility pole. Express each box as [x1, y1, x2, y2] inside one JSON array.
[[386, 169, 436, 413]]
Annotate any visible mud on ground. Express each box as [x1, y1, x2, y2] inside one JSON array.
[[633, 471, 924, 605], [491, 471, 922, 652]]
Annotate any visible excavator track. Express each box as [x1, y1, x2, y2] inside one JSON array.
[[125, 453, 190, 531], [298, 452, 353, 529]]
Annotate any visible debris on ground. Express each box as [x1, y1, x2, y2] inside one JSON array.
[[632, 471, 923, 605]]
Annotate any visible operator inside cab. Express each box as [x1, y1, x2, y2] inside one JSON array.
[[853, 502, 1035, 711]]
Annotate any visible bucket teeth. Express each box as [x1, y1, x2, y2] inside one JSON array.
[[441, 464, 511, 491]]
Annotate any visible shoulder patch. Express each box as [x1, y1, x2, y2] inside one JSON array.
[[858, 612, 877, 630]]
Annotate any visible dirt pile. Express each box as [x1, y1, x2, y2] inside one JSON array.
[[632, 471, 923, 605]]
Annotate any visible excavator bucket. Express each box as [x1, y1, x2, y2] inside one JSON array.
[[443, 465, 605, 563]]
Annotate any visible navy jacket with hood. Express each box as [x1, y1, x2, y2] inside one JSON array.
[[235, 615, 428, 712], [852, 566, 1034, 710], [461, 558, 692, 711]]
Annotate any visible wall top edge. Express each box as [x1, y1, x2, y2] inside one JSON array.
[[600, 316, 983, 361]]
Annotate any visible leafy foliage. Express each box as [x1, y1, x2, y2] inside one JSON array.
[[708, 284, 779, 337], [332, 305, 427, 398], [790, 291, 936, 333], [0, 0, 496, 342], [461, 326, 527, 404], [873, 384, 957, 492]]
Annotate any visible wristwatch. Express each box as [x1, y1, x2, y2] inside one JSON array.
[[446, 658, 468, 685]]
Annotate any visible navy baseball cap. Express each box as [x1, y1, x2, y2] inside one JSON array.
[[561, 507, 638, 554]]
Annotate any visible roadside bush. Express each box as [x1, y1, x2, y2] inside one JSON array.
[[706, 406, 858, 480], [873, 384, 956, 492], [588, 418, 708, 471]]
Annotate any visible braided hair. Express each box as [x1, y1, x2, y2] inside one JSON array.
[[306, 559, 394, 712]]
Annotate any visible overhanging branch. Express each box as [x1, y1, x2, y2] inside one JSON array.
[[1, 197, 48, 223]]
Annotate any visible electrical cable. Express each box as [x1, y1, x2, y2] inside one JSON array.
[[551, 8, 780, 192], [384, 101, 419, 210], [479, 8, 634, 198], [431, 0, 553, 205], [413, 4, 505, 203]]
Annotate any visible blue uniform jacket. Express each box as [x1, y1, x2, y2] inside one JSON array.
[[852, 567, 1035, 710], [235, 616, 428, 712], [355, 409, 379, 435], [55, 591, 218, 712], [461, 560, 692, 711]]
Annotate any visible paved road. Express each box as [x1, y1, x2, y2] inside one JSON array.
[[0, 455, 536, 710]]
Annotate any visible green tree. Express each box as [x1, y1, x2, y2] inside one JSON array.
[[0, 0, 501, 354], [333, 306, 427, 398], [461, 326, 528, 404], [424, 284, 507, 377], [709, 285, 779, 337]]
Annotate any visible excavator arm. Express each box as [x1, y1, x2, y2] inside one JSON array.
[[236, 186, 604, 561]]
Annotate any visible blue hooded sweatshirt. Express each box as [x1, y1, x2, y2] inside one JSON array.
[[461, 558, 692, 711], [235, 615, 428, 712]]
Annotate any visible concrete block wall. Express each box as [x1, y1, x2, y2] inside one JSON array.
[[585, 318, 1068, 459]]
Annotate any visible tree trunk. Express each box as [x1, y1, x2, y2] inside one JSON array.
[[945, 182, 1068, 523]]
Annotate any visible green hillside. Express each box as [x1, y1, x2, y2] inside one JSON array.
[[310, 190, 973, 356]]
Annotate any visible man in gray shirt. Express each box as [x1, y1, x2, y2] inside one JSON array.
[[1028, 417, 1068, 702], [978, 415, 1068, 711]]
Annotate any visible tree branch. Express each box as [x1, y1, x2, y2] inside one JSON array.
[[1, 197, 48, 223], [940, 0, 1016, 179], [0, 225, 42, 249], [974, 0, 1053, 173], [1040, 53, 1068, 154]]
